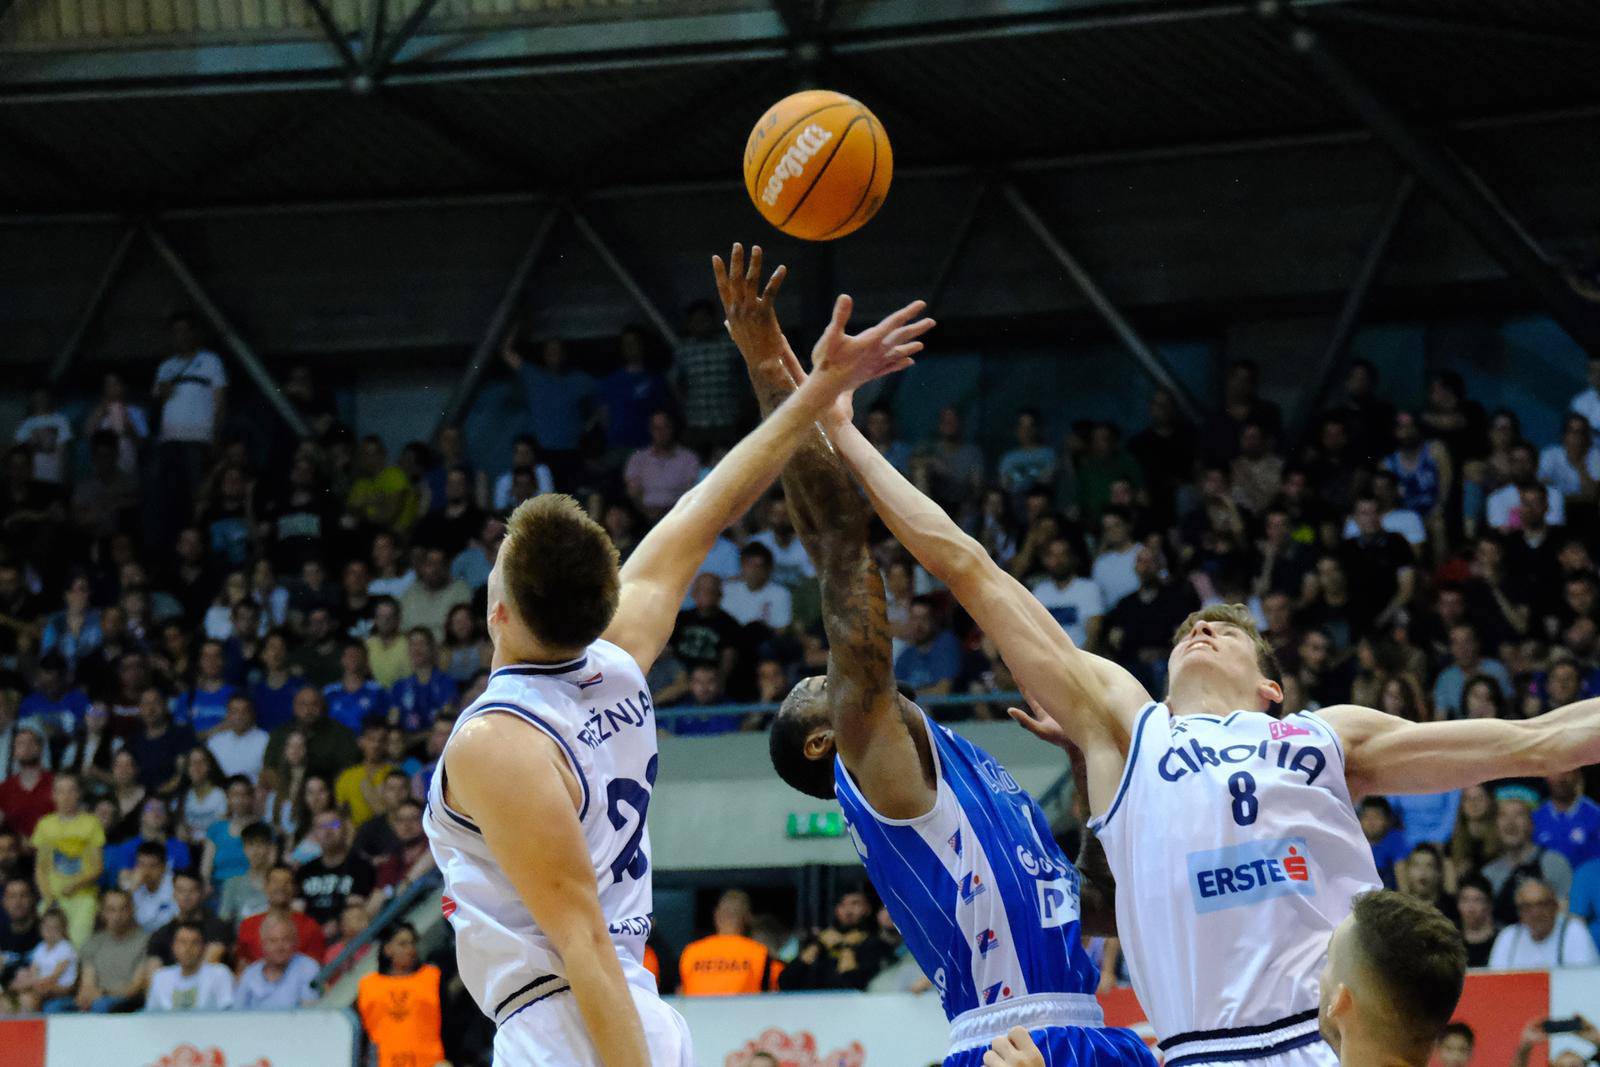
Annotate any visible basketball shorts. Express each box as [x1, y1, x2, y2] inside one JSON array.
[[943, 993, 1157, 1067], [492, 981, 693, 1067]]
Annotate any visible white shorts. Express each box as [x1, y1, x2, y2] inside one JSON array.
[[493, 982, 694, 1066], [1187, 1039, 1337, 1067]]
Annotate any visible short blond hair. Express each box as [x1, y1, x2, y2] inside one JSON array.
[[1172, 603, 1281, 684], [501, 494, 620, 650]]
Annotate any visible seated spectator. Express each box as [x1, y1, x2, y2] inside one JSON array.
[[144, 921, 233, 1011], [372, 800, 435, 898], [721, 543, 792, 630], [128, 842, 179, 933], [1534, 770, 1600, 871], [1537, 414, 1599, 510], [624, 411, 700, 521], [125, 688, 196, 798], [451, 514, 503, 592], [667, 664, 742, 737], [413, 466, 485, 559], [324, 641, 391, 734], [237, 866, 326, 968], [440, 605, 489, 685], [24, 654, 92, 746], [1432, 625, 1512, 718], [107, 800, 191, 892], [492, 436, 554, 511], [177, 640, 235, 739], [1455, 875, 1499, 969], [298, 811, 375, 942], [914, 405, 985, 520], [1488, 877, 1599, 969], [0, 725, 54, 839], [1448, 784, 1500, 878], [363, 598, 409, 689], [399, 547, 471, 644], [321, 901, 373, 984], [678, 890, 782, 996], [1487, 444, 1564, 530], [74, 888, 150, 1013], [12, 907, 77, 1013], [0, 829, 26, 886], [147, 870, 231, 966], [1383, 411, 1452, 539], [1398, 843, 1458, 924], [288, 776, 336, 866], [175, 746, 227, 844], [1090, 509, 1141, 611], [219, 823, 275, 925], [392, 628, 458, 733], [207, 694, 268, 783], [289, 606, 342, 688], [748, 497, 815, 589], [1483, 791, 1573, 926], [778, 889, 888, 991], [357, 923, 446, 1067], [201, 776, 258, 889], [671, 575, 744, 687], [1387, 788, 1460, 852], [234, 913, 319, 1010], [337, 721, 396, 828], [0, 878, 41, 989], [32, 773, 104, 945], [1341, 469, 1425, 547], [894, 598, 961, 697], [265, 687, 360, 784], [1030, 537, 1105, 650], [864, 403, 912, 475], [997, 408, 1056, 508], [1359, 797, 1410, 887], [352, 771, 414, 864], [346, 436, 416, 533]]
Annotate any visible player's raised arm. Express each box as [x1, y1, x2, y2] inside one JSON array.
[[1321, 696, 1600, 800], [814, 381, 1149, 812], [447, 715, 646, 1066], [601, 284, 928, 674], [715, 244, 930, 818]]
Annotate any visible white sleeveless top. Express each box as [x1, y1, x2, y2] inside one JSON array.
[[425, 640, 661, 1025], [1092, 706, 1380, 1066]]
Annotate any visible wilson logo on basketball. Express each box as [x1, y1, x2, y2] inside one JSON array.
[[760, 124, 834, 206]]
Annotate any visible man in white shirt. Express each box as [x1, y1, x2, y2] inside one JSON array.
[[1487, 443, 1566, 530], [1488, 878, 1599, 970], [1539, 414, 1600, 503], [1031, 537, 1105, 650], [720, 542, 792, 629], [145, 921, 234, 1011], [233, 913, 319, 1010], [1571, 354, 1600, 434], [13, 389, 73, 485], [207, 694, 268, 782], [1090, 509, 1140, 610], [153, 313, 227, 543], [748, 496, 815, 589], [129, 842, 179, 932], [1342, 469, 1427, 546]]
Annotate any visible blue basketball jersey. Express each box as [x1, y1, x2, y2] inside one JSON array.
[[834, 713, 1100, 1020]]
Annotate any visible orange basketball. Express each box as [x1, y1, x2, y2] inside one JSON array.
[[743, 89, 893, 242]]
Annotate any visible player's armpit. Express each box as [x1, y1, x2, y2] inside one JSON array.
[[444, 715, 650, 1067], [1321, 700, 1600, 800]]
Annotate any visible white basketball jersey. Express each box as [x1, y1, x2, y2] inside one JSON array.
[[425, 641, 661, 1027], [1092, 706, 1380, 1066]]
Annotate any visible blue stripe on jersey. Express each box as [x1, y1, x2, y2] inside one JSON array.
[[431, 765, 481, 834], [834, 715, 1098, 1020], [1088, 702, 1158, 832], [471, 701, 592, 820], [490, 655, 589, 679]]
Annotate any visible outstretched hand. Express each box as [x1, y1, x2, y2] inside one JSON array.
[[1008, 690, 1069, 749], [711, 243, 788, 362], [774, 295, 933, 423]]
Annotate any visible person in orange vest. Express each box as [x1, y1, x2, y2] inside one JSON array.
[[357, 922, 451, 1067], [677, 889, 782, 996]]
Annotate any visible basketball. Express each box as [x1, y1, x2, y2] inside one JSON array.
[[742, 89, 893, 241]]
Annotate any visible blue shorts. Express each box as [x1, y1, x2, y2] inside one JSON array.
[[944, 1024, 1156, 1067]]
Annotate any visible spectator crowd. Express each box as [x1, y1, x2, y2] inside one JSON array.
[[3, 301, 1600, 1033]]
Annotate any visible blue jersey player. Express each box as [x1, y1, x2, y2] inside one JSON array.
[[713, 246, 1153, 1067]]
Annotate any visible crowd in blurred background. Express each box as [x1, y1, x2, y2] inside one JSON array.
[[2, 304, 1600, 1059]]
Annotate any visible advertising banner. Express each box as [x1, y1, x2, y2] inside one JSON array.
[[0, 1010, 357, 1067]]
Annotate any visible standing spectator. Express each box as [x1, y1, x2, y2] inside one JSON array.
[[1432, 626, 1512, 718], [491, 436, 555, 511], [152, 314, 228, 546], [1455, 876, 1499, 968], [323, 641, 390, 734], [598, 324, 672, 452], [0, 726, 54, 838], [207, 694, 268, 783], [914, 406, 985, 521], [336, 722, 395, 828], [1483, 792, 1573, 926], [234, 913, 319, 1010], [83, 371, 149, 477], [624, 411, 701, 522], [200, 776, 257, 888], [720, 544, 792, 631], [72, 431, 140, 543], [236, 866, 326, 967], [997, 408, 1056, 508], [1488, 877, 1599, 969], [219, 823, 276, 925], [347, 436, 418, 534], [778, 889, 887, 991], [678, 889, 782, 995], [14, 389, 73, 486], [263, 687, 360, 783], [1090, 509, 1141, 611], [176, 639, 235, 738], [1030, 538, 1105, 651], [893, 598, 961, 697], [127, 842, 178, 933], [146, 870, 231, 965], [391, 629, 457, 734], [31, 773, 103, 945], [1534, 770, 1600, 870], [297, 811, 375, 941], [125, 688, 195, 797], [674, 300, 744, 452], [144, 921, 234, 1011], [357, 923, 447, 1067], [363, 598, 408, 689], [748, 497, 815, 590], [1205, 358, 1283, 464], [74, 888, 151, 1012], [399, 547, 470, 645], [12, 907, 77, 1013], [501, 335, 595, 491]]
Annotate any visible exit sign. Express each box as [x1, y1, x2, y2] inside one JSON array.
[[787, 811, 847, 838]]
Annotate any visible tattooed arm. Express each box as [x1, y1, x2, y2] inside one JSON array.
[[714, 245, 935, 819]]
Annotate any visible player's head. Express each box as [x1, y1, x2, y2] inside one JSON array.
[[769, 677, 918, 800], [1167, 604, 1282, 713], [489, 494, 620, 656], [1318, 890, 1467, 1065]]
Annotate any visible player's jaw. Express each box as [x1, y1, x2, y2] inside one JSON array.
[[1166, 625, 1275, 712]]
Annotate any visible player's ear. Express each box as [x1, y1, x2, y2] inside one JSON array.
[[802, 726, 834, 761], [1258, 677, 1283, 711]]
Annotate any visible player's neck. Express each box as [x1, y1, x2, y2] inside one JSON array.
[[1334, 1027, 1424, 1067], [1165, 677, 1258, 718], [490, 631, 586, 670]]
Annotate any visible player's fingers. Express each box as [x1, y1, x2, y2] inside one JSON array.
[[868, 355, 914, 381], [825, 294, 854, 341], [891, 341, 924, 360], [982, 1052, 1004, 1067], [711, 255, 732, 303], [866, 299, 929, 340], [746, 244, 764, 285], [762, 263, 788, 303], [885, 318, 936, 350], [728, 243, 744, 287]]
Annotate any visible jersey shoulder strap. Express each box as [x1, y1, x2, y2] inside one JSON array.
[[1087, 701, 1165, 834]]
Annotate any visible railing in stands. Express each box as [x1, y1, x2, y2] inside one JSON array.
[[314, 870, 443, 992], [651, 689, 1027, 724]]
